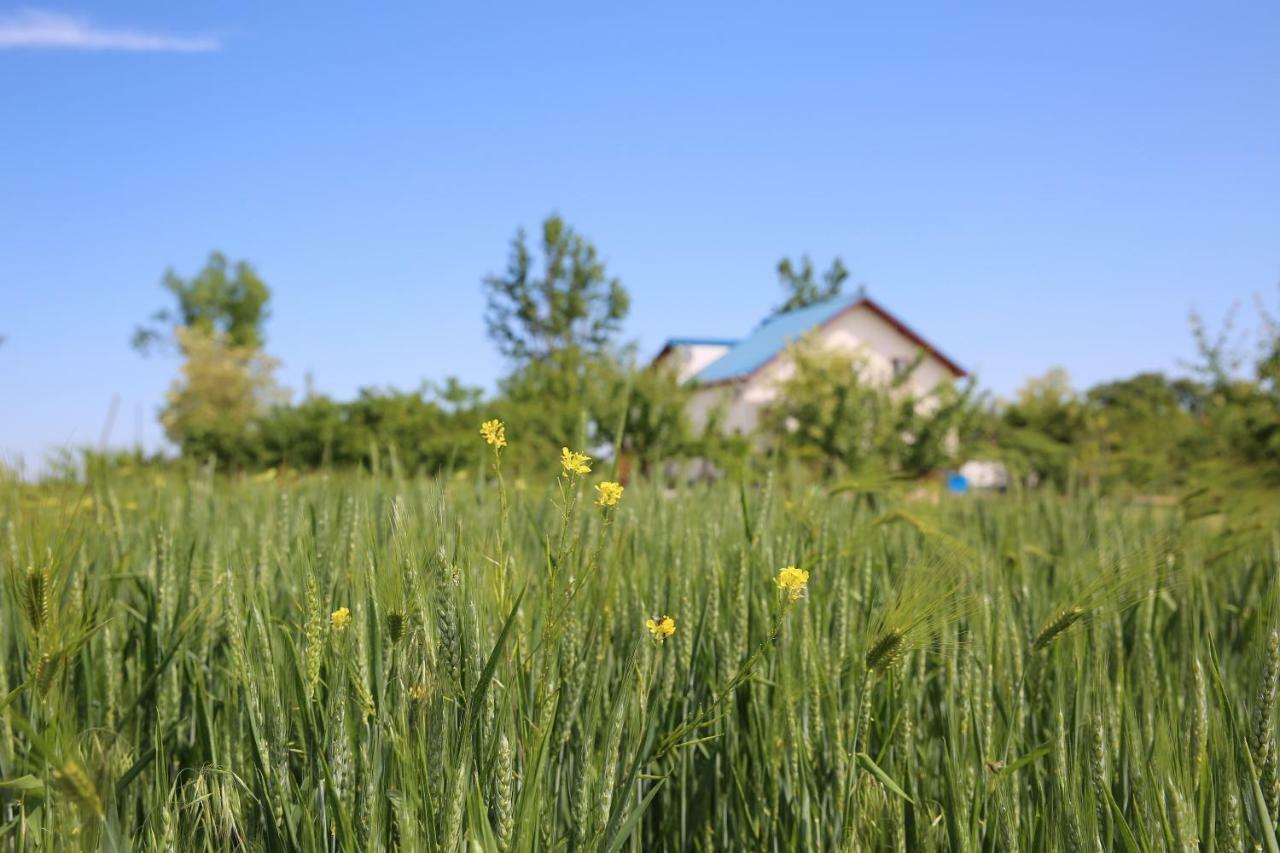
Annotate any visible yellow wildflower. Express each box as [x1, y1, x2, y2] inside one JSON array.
[[645, 614, 676, 642], [330, 607, 352, 631], [480, 419, 507, 448], [560, 447, 592, 476], [595, 481, 624, 508], [775, 566, 810, 601]]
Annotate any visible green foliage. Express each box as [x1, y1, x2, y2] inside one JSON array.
[[470, 213, 661, 476], [1085, 372, 1207, 488], [995, 367, 1085, 489], [483, 214, 630, 362], [774, 254, 850, 314], [2, 469, 1278, 849], [159, 327, 287, 468], [1178, 297, 1280, 482], [486, 350, 694, 479], [762, 335, 980, 477], [598, 360, 693, 478], [122, 242, 1280, 501], [155, 350, 695, 480], [995, 344, 1280, 492], [133, 251, 283, 466], [490, 347, 619, 466], [1257, 292, 1280, 392], [133, 251, 271, 353], [255, 383, 484, 474]]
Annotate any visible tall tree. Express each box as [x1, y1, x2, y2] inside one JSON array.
[[133, 251, 271, 353], [483, 214, 629, 362], [133, 251, 282, 463], [160, 326, 286, 466], [774, 255, 850, 315]]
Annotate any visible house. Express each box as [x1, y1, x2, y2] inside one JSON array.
[[653, 293, 966, 436]]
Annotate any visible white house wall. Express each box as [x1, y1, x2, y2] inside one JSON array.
[[664, 343, 733, 384], [687, 384, 749, 433]]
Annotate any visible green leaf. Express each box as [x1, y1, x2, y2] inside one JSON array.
[[1104, 786, 1143, 853], [606, 779, 666, 853], [463, 585, 525, 740], [0, 775, 43, 792], [855, 752, 914, 804], [989, 741, 1052, 783]]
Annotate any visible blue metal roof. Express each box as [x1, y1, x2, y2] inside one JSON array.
[[693, 293, 861, 383]]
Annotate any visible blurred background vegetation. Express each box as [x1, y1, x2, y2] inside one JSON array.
[[41, 213, 1278, 505]]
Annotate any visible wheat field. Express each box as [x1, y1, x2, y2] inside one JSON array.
[[1, 463, 1277, 851]]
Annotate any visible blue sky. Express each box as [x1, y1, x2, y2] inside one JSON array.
[[2, 2, 1278, 467]]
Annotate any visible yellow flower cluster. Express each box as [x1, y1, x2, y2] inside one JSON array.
[[775, 566, 810, 601], [645, 614, 676, 642], [560, 447, 592, 476], [595, 481, 624, 508], [330, 606, 352, 631], [480, 419, 506, 448]]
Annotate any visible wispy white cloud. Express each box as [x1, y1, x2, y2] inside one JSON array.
[[0, 8, 220, 52]]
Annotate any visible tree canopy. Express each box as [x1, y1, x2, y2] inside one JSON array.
[[483, 215, 630, 362], [774, 255, 850, 315], [160, 326, 286, 466], [133, 251, 271, 353]]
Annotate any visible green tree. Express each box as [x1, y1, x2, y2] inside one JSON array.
[[1185, 304, 1246, 389], [252, 381, 487, 475], [133, 251, 271, 353], [1181, 297, 1280, 482], [341, 387, 475, 474], [1084, 372, 1205, 490], [596, 360, 692, 479], [483, 215, 630, 362], [481, 215, 636, 467], [1003, 369, 1080, 441], [996, 368, 1083, 489], [135, 251, 281, 465], [774, 255, 850, 315], [762, 335, 976, 478], [255, 393, 349, 470], [494, 348, 622, 466], [160, 327, 287, 467], [430, 376, 485, 412]]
